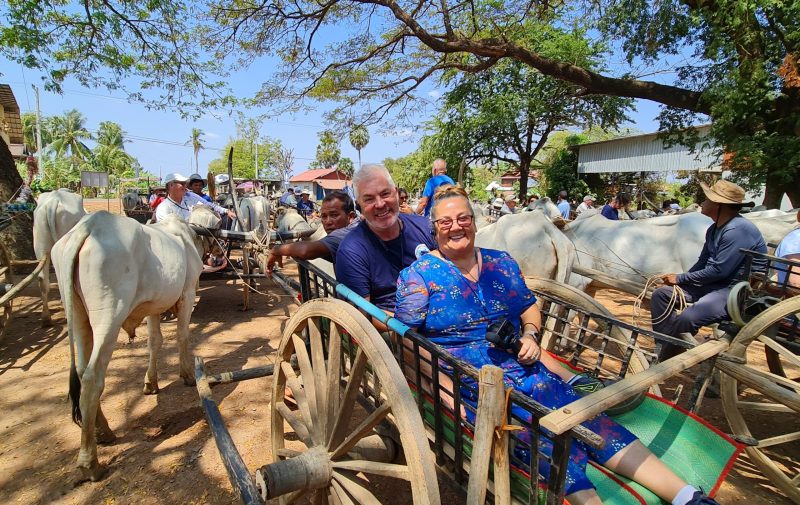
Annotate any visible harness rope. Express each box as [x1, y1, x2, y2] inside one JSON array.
[[633, 275, 687, 326], [207, 233, 296, 298]]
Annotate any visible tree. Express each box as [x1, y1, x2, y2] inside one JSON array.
[[275, 147, 294, 186], [207, 137, 284, 179], [48, 109, 93, 168], [348, 126, 369, 169], [431, 37, 631, 199], [6, 1, 798, 205], [186, 128, 205, 173], [315, 131, 341, 169], [337, 157, 355, 177]]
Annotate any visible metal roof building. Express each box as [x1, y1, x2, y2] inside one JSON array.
[[575, 125, 722, 174]]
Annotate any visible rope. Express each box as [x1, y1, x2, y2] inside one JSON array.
[[494, 387, 524, 441], [632, 275, 687, 326], [206, 234, 296, 298]]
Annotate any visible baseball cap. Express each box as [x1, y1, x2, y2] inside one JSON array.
[[164, 173, 188, 185]]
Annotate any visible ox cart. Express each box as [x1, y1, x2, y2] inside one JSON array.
[[0, 202, 48, 341], [189, 248, 800, 504]]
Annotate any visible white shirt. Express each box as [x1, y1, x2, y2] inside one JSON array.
[[155, 192, 227, 222], [576, 202, 594, 215]]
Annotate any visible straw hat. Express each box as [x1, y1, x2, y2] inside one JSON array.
[[700, 180, 753, 206]]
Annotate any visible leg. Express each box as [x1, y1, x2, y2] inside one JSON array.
[[602, 440, 686, 502], [657, 287, 730, 360], [38, 255, 52, 326], [143, 315, 163, 394], [95, 404, 116, 444], [175, 293, 196, 386], [565, 489, 602, 505]]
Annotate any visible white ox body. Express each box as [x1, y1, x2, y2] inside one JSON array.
[[238, 195, 271, 239], [562, 213, 712, 291], [274, 208, 332, 276], [475, 211, 576, 283], [32, 189, 86, 325], [54, 210, 211, 481], [743, 210, 797, 245]]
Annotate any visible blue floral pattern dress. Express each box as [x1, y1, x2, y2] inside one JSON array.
[[395, 248, 637, 495]]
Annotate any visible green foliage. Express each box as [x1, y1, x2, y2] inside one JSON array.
[[187, 127, 205, 173], [540, 135, 589, 201], [348, 126, 369, 168], [384, 153, 430, 194], [47, 109, 93, 165], [337, 157, 354, 177], [207, 137, 284, 179], [315, 130, 341, 169]]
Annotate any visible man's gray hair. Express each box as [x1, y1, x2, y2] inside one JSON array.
[[351, 164, 395, 199]]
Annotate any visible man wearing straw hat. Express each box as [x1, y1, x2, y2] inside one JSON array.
[[651, 179, 767, 360]]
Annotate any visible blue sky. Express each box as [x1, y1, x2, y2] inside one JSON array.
[[1, 56, 663, 182]]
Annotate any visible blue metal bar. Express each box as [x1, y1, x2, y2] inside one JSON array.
[[334, 283, 411, 336]]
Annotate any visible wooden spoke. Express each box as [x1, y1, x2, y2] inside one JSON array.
[[328, 349, 368, 450], [331, 479, 357, 505], [312, 489, 330, 505], [757, 431, 800, 449], [332, 460, 411, 481], [292, 332, 321, 442], [330, 403, 391, 460], [325, 322, 343, 441], [759, 335, 800, 370], [281, 361, 316, 443], [736, 401, 794, 413], [792, 473, 800, 486], [276, 448, 302, 458], [332, 471, 381, 505], [275, 402, 312, 446], [308, 317, 329, 436]]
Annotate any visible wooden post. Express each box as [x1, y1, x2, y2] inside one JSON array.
[[466, 366, 506, 505]]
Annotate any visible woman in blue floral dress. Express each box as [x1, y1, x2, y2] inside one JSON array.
[[394, 185, 718, 505]]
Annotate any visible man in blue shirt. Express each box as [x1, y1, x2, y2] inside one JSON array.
[[296, 188, 316, 218], [651, 180, 767, 359], [188, 173, 213, 202], [600, 193, 630, 220], [279, 187, 297, 207], [337, 164, 436, 313], [416, 158, 455, 217], [556, 190, 571, 219]]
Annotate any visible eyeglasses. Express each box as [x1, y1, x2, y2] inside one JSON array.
[[433, 214, 474, 229], [399, 195, 409, 202]]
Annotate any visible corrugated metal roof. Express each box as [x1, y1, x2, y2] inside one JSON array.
[[576, 126, 722, 174]]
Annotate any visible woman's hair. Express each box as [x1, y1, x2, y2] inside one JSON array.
[[397, 187, 408, 198], [431, 184, 472, 220]]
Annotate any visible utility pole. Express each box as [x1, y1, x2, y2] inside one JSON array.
[[32, 84, 44, 178]]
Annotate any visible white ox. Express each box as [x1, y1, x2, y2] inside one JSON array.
[[32, 189, 86, 326], [274, 208, 332, 276], [475, 211, 576, 283], [561, 213, 712, 292], [744, 210, 798, 245], [54, 208, 218, 481], [238, 195, 271, 239]]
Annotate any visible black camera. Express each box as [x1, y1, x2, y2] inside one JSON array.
[[485, 319, 521, 353]]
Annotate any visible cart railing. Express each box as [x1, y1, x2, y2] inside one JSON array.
[[294, 259, 689, 504]]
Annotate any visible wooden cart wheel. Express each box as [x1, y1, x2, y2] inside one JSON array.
[[267, 298, 440, 505], [0, 241, 14, 341], [719, 295, 800, 503], [525, 277, 657, 394]]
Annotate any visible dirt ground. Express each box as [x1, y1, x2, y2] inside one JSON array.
[[0, 204, 794, 504]]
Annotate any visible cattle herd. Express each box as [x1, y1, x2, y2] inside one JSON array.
[[22, 188, 800, 487]]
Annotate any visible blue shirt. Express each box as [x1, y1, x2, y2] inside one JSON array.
[[335, 213, 435, 311], [774, 228, 800, 284], [320, 220, 359, 263], [600, 204, 618, 220], [297, 198, 315, 216], [421, 174, 456, 216], [557, 199, 571, 219], [395, 249, 536, 347], [678, 215, 767, 290]]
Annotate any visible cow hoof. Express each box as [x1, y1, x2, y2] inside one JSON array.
[[96, 429, 117, 445], [142, 383, 159, 395], [76, 462, 107, 483]]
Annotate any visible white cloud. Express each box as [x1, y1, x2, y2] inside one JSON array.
[[427, 90, 441, 98], [204, 131, 221, 139], [382, 128, 413, 138]]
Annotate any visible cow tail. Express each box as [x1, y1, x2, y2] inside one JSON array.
[[61, 220, 92, 427]]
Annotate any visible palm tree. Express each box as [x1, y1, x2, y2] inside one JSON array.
[[96, 121, 126, 150], [186, 128, 205, 173], [48, 109, 93, 166], [348, 125, 369, 169]]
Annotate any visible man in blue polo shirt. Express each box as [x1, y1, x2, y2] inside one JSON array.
[[336, 164, 435, 314], [556, 190, 571, 219], [600, 193, 630, 220], [651, 180, 767, 359], [416, 158, 455, 217]]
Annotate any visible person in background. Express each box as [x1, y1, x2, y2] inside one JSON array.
[[187, 173, 213, 202], [525, 194, 540, 211], [652, 180, 767, 359], [297, 188, 316, 218], [556, 190, 571, 219], [575, 195, 595, 216], [416, 158, 455, 217], [155, 173, 235, 222], [280, 187, 297, 207], [600, 193, 630, 220], [267, 190, 358, 272], [500, 195, 518, 215], [398, 187, 414, 214], [774, 210, 800, 288]]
